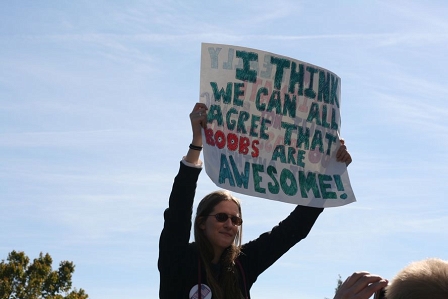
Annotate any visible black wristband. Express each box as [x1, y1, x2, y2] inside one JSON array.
[[189, 144, 203, 151]]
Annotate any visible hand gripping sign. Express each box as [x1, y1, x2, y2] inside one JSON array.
[[199, 43, 356, 208]]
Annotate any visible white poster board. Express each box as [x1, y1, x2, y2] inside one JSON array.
[[200, 43, 355, 208]]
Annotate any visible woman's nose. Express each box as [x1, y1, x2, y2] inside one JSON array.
[[223, 217, 233, 227]]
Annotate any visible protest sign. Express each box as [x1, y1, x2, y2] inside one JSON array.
[[199, 43, 355, 208]]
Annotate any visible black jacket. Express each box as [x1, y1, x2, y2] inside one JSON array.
[[158, 161, 323, 298]]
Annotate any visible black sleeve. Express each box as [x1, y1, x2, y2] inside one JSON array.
[[239, 205, 324, 286], [158, 162, 201, 283]]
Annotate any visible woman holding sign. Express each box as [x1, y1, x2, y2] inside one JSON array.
[[158, 102, 352, 299]]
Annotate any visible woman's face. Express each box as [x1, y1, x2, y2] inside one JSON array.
[[200, 200, 240, 256]]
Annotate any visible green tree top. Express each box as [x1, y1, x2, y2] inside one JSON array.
[[0, 250, 88, 299]]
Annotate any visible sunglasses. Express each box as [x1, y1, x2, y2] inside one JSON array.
[[208, 213, 243, 226]]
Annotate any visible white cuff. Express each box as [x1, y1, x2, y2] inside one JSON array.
[[181, 157, 203, 168]]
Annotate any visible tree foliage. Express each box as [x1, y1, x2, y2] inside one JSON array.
[[334, 274, 343, 293], [325, 274, 343, 299], [0, 250, 88, 299]]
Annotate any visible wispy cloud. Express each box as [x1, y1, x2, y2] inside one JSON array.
[[380, 1, 448, 31], [0, 129, 139, 147]]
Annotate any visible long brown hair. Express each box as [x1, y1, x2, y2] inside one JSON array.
[[194, 190, 244, 299]]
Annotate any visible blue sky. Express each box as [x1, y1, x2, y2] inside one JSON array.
[[1, 1, 447, 298]]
